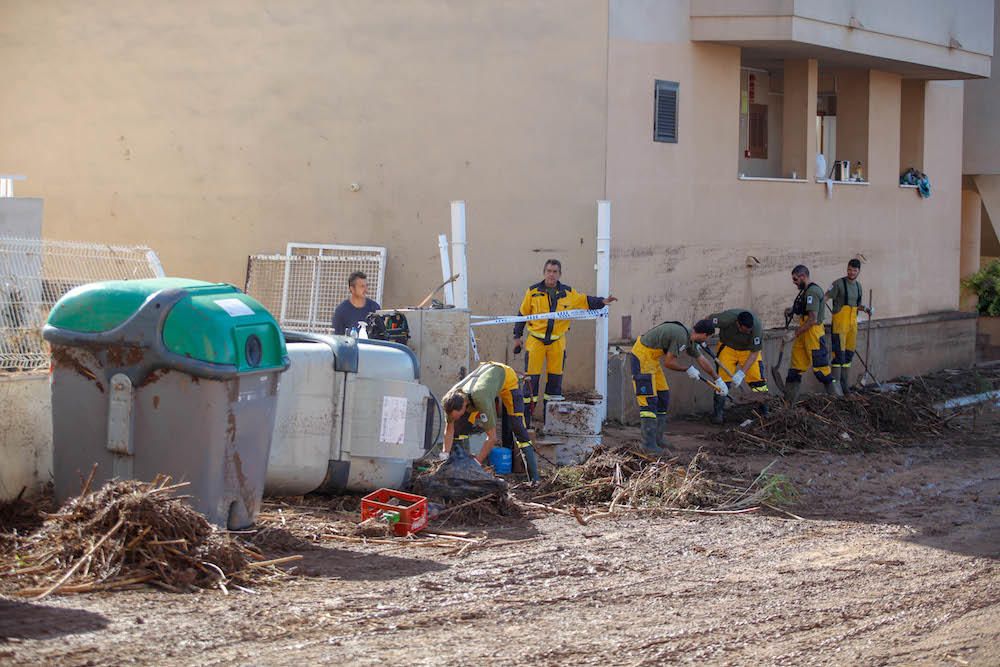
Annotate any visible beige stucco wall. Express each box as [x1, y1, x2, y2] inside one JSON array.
[[964, 0, 1000, 175], [0, 0, 610, 387], [0, 374, 52, 501], [1, 0, 972, 394], [607, 6, 964, 337]]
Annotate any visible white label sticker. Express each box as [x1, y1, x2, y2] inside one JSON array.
[[215, 298, 255, 317], [807, 296, 814, 304], [379, 396, 408, 445], [754, 336, 761, 345]]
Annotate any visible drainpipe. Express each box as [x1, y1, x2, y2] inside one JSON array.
[[437, 233, 455, 306], [450, 201, 469, 309], [596, 200, 611, 422]]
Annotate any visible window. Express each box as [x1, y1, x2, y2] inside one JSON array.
[[747, 104, 767, 159], [654, 80, 678, 143]]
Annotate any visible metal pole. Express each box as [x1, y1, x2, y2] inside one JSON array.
[[450, 201, 468, 309], [437, 233, 455, 306], [596, 200, 611, 422]]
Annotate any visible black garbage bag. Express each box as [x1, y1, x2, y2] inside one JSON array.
[[413, 443, 507, 502]]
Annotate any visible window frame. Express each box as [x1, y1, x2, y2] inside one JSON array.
[[653, 80, 679, 144]]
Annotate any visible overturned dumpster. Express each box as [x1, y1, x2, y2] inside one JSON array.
[[265, 332, 437, 496]]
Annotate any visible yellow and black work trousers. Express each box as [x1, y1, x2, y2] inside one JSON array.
[[831, 306, 859, 369], [716, 344, 768, 393], [786, 322, 833, 385], [629, 339, 670, 420], [455, 389, 540, 481], [524, 333, 566, 426]]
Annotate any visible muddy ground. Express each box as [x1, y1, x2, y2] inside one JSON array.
[[2, 417, 998, 666]]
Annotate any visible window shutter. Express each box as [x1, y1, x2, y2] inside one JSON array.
[[654, 80, 679, 143]]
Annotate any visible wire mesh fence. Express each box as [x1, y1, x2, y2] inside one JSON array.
[[245, 245, 387, 333], [0, 238, 164, 371]]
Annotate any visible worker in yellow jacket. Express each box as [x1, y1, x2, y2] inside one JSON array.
[[512, 259, 616, 426]]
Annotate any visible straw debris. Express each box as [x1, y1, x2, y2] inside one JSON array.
[[1, 476, 295, 597], [717, 389, 949, 454]]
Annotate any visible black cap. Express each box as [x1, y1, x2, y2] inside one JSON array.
[[737, 311, 754, 328]]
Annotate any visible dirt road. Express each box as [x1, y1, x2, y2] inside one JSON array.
[[2, 425, 998, 666]]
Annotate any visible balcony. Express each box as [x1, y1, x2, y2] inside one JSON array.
[[691, 0, 993, 79]]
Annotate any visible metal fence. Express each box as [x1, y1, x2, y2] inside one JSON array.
[[0, 238, 165, 371], [245, 244, 387, 333]]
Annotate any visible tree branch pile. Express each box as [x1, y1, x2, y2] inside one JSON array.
[[1, 476, 296, 597]]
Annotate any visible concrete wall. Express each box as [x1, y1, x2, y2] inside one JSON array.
[[0, 374, 52, 500], [0, 198, 43, 238], [692, 0, 993, 78], [965, 0, 1000, 175], [608, 312, 978, 423], [0, 0, 609, 387]]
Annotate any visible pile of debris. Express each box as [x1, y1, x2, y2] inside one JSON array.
[[1, 476, 296, 597], [717, 379, 968, 453], [526, 446, 795, 522]]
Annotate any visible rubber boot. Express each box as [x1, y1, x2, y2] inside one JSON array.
[[839, 367, 852, 396], [784, 381, 801, 405], [520, 445, 541, 483], [711, 394, 726, 425], [825, 378, 844, 397], [640, 417, 663, 454], [656, 413, 670, 449]]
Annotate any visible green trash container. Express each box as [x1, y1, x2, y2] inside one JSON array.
[[43, 278, 289, 529]]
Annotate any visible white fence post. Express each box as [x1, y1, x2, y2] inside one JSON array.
[[595, 201, 611, 422], [450, 201, 469, 309]]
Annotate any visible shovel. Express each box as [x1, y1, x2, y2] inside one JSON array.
[[770, 312, 794, 393]]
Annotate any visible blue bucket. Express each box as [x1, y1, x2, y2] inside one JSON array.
[[488, 447, 512, 474]]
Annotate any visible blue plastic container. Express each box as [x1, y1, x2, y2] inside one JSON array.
[[488, 447, 512, 474]]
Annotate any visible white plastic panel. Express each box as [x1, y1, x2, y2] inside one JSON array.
[[341, 376, 429, 462], [266, 342, 344, 495]]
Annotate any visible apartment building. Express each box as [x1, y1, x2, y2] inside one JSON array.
[[1, 0, 993, 393]]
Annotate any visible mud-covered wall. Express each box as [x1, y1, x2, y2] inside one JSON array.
[[0, 374, 52, 501]]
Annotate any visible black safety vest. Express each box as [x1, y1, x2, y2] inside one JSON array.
[[792, 283, 821, 316]]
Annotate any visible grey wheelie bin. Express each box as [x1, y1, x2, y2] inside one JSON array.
[[42, 278, 289, 529]]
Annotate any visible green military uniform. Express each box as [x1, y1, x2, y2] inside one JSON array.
[[629, 321, 701, 451], [637, 322, 702, 360], [707, 309, 764, 352], [443, 362, 540, 482]]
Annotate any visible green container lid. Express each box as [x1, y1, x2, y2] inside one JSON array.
[[46, 278, 287, 372]]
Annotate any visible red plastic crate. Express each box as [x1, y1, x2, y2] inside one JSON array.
[[360, 488, 428, 536]]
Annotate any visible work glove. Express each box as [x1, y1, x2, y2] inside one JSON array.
[[731, 370, 745, 388], [438, 450, 449, 462], [867, 307, 874, 316], [714, 378, 729, 396], [783, 330, 796, 343], [686, 366, 701, 381]]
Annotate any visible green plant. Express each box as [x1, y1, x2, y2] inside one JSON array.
[[962, 259, 1000, 316], [754, 471, 799, 507]]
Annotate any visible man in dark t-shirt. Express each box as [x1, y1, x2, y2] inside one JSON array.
[[332, 271, 381, 335]]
